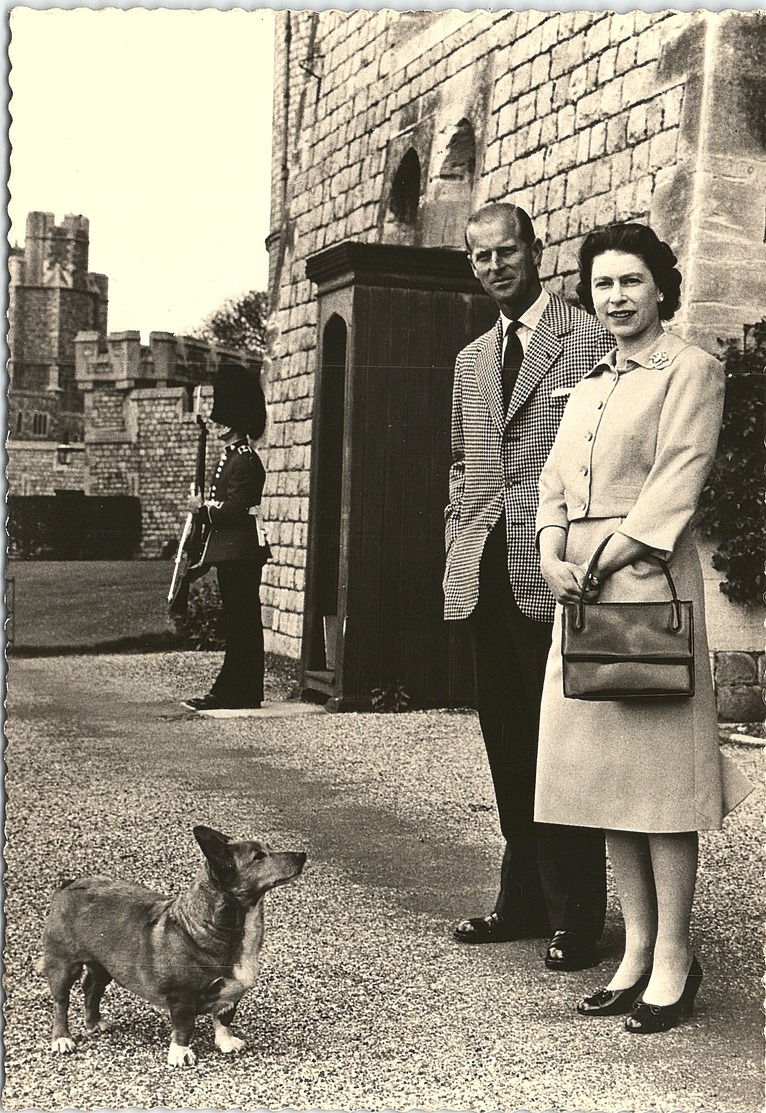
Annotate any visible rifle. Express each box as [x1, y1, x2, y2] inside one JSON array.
[[168, 387, 209, 616]]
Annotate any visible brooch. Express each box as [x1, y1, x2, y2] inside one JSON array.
[[650, 351, 670, 369]]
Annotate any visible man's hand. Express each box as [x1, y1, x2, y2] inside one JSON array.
[[187, 493, 203, 513]]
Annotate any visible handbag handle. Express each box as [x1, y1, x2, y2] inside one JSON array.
[[575, 533, 683, 632]]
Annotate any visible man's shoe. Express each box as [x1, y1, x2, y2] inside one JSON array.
[[182, 694, 262, 711], [454, 911, 549, 944], [181, 693, 224, 711], [545, 930, 600, 971]]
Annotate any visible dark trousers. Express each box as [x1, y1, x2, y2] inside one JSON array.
[[470, 520, 606, 938], [211, 560, 265, 707]]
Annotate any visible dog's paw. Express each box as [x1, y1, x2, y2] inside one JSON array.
[[51, 1036, 77, 1054], [85, 1019, 112, 1035], [215, 1031, 245, 1054], [167, 1042, 197, 1068]]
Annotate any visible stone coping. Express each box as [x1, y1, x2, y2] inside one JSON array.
[[719, 723, 765, 747]]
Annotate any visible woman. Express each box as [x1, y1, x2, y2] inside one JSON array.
[[533, 223, 752, 1033], [182, 362, 270, 712]]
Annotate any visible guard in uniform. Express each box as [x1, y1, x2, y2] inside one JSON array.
[[182, 363, 270, 711]]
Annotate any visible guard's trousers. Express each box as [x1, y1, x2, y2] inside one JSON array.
[[211, 560, 265, 708]]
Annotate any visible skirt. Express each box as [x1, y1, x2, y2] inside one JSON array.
[[534, 519, 753, 833]]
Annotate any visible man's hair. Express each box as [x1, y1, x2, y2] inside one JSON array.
[[465, 203, 537, 252], [576, 223, 682, 321]]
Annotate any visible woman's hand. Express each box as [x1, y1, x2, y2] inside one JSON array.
[[540, 556, 599, 604], [187, 493, 203, 513]]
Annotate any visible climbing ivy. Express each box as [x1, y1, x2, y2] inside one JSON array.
[[697, 321, 766, 607]]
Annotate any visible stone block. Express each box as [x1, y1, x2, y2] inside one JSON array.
[[517, 90, 537, 128], [550, 40, 574, 80], [550, 209, 567, 243], [610, 11, 636, 44], [606, 114, 628, 155], [633, 174, 653, 216], [547, 173, 567, 211], [557, 103, 576, 140], [758, 655, 766, 687], [592, 157, 612, 196], [585, 14, 611, 57], [540, 113, 557, 149], [498, 102, 517, 141], [576, 89, 602, 129], [597, 46, 618, 86], [600, 78, 624, 119], [623, 63, 654, 107], [575, 130, 592, 167], [568, 62, 590, 104], [627, 103, 648, 145], [716, 684, 764, 724], [662, 84, 686, 131], [616, 36, 637, 73], [589, 121, 607, 160], [649, 127, 679, 172], [715, 651, 758, 686], [530, 52, 550, 88], [512, 61, 533, 101], [540, 16, 558, 53], [631, 138, 651, 176]]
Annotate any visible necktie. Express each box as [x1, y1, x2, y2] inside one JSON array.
[[502, 321, 524, 410]]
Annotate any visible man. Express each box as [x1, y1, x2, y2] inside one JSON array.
[[443, 202, 612, 970], [182, 362, 270, 712]]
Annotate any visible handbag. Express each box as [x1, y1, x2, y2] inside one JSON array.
[[561, 534, 695, 700]]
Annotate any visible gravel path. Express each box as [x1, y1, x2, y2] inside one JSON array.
[[3, 651, 763, 1112]]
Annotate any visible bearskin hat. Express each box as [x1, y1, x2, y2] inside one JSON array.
[[210, 362, 266, 438]]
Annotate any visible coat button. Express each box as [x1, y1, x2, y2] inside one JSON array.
[[585, 432, 593, 441]]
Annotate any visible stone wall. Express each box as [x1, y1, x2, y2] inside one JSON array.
[[5, 442, 87, 496], [74, 331, 258, 557], [264, 9, 766, 670], [7, 330, 257, 560]]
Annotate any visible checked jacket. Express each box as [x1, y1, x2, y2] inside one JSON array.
[[443, 293, 612, 625]]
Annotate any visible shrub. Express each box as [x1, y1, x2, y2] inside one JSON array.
[[170, 574, 225, 650], [697, 321, 766, 606], [371, 680, 411, 713]]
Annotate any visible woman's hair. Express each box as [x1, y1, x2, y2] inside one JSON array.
[[576, 223, 682, 320]]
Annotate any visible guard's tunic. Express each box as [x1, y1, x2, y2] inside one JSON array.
[[534, 332, 752, 832], [202, 439, 269, 708]]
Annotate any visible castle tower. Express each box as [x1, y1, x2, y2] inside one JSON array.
[[8, 211, 109, 443]]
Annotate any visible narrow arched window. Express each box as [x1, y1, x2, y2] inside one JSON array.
[[389, 149, 421, 225]]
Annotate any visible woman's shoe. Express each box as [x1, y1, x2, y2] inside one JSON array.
[[625, 956, 703, 1033], [577, 973, 651, 1017]]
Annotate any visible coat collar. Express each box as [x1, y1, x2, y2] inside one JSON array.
[[587, 330, 688, 377], [475, 295, 574, 432]]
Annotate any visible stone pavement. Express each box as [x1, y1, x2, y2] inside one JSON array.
[[3, 651, 763, 1113]]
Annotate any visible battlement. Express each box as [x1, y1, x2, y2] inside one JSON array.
[[74, 329, 260, 392], [26, 211, 90, 240], [20, 210, 105, 292]]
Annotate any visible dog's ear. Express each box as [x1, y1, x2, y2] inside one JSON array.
[[193, 826, 235, 884]]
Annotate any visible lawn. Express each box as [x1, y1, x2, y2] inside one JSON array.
[[6, 559, 179, 652]]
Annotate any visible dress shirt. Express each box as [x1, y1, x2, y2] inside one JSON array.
[[500, 289, 550, 361]]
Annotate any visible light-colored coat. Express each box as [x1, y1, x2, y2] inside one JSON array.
[[443, 294, 612, 624], [534, 330, 752, 832], [536, 330, 724, 556]]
